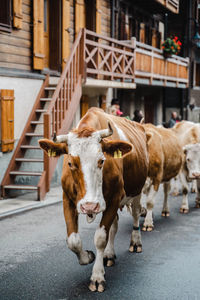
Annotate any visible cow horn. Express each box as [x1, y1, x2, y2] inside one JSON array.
[[99, 122, 113, 139], [53, 134, 68, 143]]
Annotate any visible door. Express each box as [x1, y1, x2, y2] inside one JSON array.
[[144, 96, 155, 124]]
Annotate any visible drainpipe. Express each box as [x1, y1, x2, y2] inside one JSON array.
[[111, 0, 115, 38], [186, 0, 193, 120], [163, 13, 168, 124]]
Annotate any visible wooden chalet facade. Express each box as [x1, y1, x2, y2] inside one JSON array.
[[0, 0, 197, 200]]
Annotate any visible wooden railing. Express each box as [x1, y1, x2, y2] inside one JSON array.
[[135, 41, 189, 87], [155, 0, 179, 13], [84, 29, 135, 83], [43, 29, 84, 191]]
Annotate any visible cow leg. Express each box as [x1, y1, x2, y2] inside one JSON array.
[[191, 179, 197, 193], [129, 195, 142, 253], [103, 216, 118, 267], [142, 185, 158, 231], [179, 172, 189, 213], [63, 194, 95, 265], [89, 207, 118, 292], [171, 176, 179, 196], [162, 181, 171, 217], [195, 179, 200, 208]]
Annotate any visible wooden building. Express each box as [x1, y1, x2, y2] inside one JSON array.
[[0, 0, 195, 200]]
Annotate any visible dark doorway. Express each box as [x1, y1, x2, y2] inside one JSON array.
[[49, 0, 62, 72], [144, 95, 155, 123]]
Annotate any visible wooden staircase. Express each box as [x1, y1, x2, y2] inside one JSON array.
[[1, 30, 84, 200]]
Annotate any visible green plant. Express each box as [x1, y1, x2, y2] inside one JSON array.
[[162, 36, 182, 55]]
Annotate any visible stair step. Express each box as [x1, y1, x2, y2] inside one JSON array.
[[15, 158, 44, 163], [45, 87, 56, 90], [4, 185, 38, 191], [26, 133, 43, 137], [35, 109, 47, 113], [31, 121, 43, 125], [40, 98, 52, 102], [21, 145, 41, 149], [10, 171, 42, 176]]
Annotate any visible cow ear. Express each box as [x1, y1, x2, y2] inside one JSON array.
[[101, 140, 132, 158], [38, 139, 68, 157]]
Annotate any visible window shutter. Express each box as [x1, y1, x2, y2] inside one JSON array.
[[96, 0, 101, 34], [62, 0, 70, 70], [33, 0, 45, 70], [140, 23, 145, 43], [75, 0, 85, 36], [0, 90, 15, 152], [13, 0, 23, 29]]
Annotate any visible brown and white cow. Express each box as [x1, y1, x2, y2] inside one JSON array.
[[171, 121, 200, 213], [141, 123, 183, 231], [39, 108, 149, 292]]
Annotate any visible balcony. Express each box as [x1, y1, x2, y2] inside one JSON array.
[[155, 0, 179, 14], [82, 29, 189, 89]]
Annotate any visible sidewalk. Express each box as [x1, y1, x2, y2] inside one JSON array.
[[0, 186, 63, 219]]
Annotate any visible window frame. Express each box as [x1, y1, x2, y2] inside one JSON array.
[[0, 0, 12, 33]]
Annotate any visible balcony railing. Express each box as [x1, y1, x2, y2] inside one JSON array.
[[83, 30, 189, 89], [135, 41, 189, 88], [155, 0, 179, 14], [83, 29, 135, 87]]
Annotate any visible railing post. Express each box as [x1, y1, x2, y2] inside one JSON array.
[[80, 28, 86, 82], [43, 113, 51, 192], [131, 37, 136, 84]]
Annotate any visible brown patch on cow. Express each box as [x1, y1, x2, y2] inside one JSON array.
[[190, 127, 198, 143], [62, 155, 86, 204], [72, 127, 96, 138]]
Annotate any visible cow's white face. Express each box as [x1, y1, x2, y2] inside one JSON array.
[[39, 124, 133, 217], [67, 131, 106, 214], [184, 143, 200, 179]]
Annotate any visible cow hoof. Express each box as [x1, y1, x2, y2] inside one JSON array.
[[86, 250, 95, 264], [142, 225, 154, 232], [129, 243, 142, 253], [89, 280, 105, 292], [103, 256, 116, 267], [162, 211, 170, 217], [180, 208, 189, 214]]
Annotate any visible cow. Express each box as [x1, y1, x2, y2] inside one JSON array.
[[182, 143, 200, 209], [171, 121, 200, 213], [39, 107, 149, 292], [141, 123, 183, 231]]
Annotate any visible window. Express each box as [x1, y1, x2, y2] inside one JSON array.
[[0, 0, 12, 32]]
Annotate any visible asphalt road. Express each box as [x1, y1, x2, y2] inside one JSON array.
[[1, 187, 200, 300]]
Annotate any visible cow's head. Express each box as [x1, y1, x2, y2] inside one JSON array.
[[183, 143, 200, 179], [39, 123, 132, 217]]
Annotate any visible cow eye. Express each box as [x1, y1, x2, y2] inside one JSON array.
[[98, 159, 105, 168], [68, 161, 72, 167]]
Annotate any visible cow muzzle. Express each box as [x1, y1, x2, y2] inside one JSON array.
[[190, 172, 200, 179], [80, 202, 100, 214]]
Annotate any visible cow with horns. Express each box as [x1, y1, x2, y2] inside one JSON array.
[[39, 107, 149, 292]]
